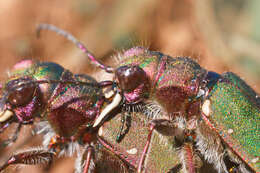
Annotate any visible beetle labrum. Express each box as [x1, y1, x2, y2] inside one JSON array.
[[36, 24, 259, 173], [0, 59, 132, 172]]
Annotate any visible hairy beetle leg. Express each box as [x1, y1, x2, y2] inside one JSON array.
[[180, 143, 201, 173], [83, 146, 95, 173], [0, 148, 55, 172]]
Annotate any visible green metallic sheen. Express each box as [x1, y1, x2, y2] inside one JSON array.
[[101, 112, 183, 173], [207, 72, 260, 171], [101, 111, 217, 172], [119, 48, 206, 118], [119, 50, 161, 85], [152, 57, 206, 115], [33, 62, 65, 103], [7, 60, 65, 104]]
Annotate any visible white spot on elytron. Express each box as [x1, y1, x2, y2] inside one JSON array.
[[126, 148, 138, 155], [227, 129, 233, 134], [202, 99, 211, 117], [98, 126, 103, 136], [251, 157, 259, 163]]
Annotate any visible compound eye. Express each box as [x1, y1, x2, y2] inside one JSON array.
[[116, 65, 146, 92], [7, 79, 36, 106]]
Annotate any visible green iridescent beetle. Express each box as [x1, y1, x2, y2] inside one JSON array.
[[200, 72, 260, 173], [36, 24, 259, 173]]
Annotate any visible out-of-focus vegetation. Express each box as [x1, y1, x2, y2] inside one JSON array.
[[0, 0, 259, 172]]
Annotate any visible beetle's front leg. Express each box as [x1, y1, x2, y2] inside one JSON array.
[[0, 147, 55, 172]]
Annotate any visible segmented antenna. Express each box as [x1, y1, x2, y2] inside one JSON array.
[[36, 23, 114, 73]]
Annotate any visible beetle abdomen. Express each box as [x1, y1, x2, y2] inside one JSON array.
[[202, 72, 260, 171]]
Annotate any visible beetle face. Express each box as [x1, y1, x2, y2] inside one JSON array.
[[0, 77, 41, 125], [115, 65, 149, 104]]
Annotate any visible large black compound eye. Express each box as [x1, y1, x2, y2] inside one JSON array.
[[6, 78, 36, 106], [115, 65, 147, 92]]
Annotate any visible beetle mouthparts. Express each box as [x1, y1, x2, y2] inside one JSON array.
[[93, 93, 122, 127], [0, 110, 14, 122]]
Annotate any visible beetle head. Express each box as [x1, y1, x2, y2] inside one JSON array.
[[0, 76, 41, 127], [115, 65, 150, 104]]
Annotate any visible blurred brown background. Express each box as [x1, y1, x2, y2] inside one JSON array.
[[0, 0, 259, 172]]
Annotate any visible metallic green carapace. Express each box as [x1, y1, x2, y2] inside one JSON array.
[[7, 59, 65, 103], [204, 72, 260, 172], [100, 111, 217, 173], [100, 112, 182, 172]]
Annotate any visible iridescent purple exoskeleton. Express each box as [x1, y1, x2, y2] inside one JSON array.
[[0, 59, 131, 173]]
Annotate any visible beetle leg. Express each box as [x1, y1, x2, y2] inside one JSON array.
[[0, 122, 10, 133], [83, 146, 94, 173], [0, 147, 55, 172], [179, 142, 202, 173], [137, 119, 185, 172], [167, 164, 182, 173], [75, 144, 95, 173], [0, 123, 22, 148], [138, 122, 156, 173], [224, 149, 252, 173], [196, 121, 226, 172], [116, 111, 132, 143]]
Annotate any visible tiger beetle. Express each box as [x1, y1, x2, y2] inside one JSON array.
[[37, 24, 259, 173], [0, 59, 132, 172]]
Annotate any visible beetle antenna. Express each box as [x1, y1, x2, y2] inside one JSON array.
[[14, 79, 113, 90], [36, 23, 114, 73], [1, 79, 114, 103]]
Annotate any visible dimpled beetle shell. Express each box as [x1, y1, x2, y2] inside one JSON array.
[[201, 72, 260, 172]]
